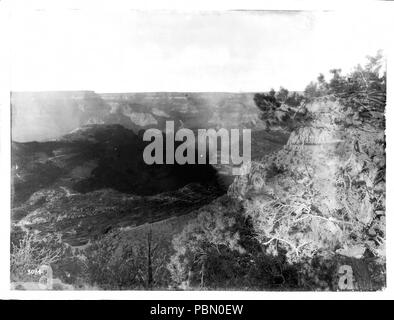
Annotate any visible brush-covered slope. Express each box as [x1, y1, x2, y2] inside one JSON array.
[[11, 124, 223, 245]]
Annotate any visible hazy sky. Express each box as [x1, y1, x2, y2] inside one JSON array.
[[9, 9, 391, 92]]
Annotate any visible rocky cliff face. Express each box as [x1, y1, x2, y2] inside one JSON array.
[[167, 96, 385, 290], [226, 97, 385, 289]]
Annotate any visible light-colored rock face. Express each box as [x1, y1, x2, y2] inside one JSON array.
[[286, 127, 343, 145], [121, 109, 158, 126], [108, 102, 120, 113], [228, 98, 385, 266], [151, 107, 170, 118]]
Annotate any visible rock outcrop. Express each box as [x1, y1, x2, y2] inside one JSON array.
[[227, 97, 385, 290]]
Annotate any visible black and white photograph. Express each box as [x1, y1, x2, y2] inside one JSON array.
[[1, 0, 393, 299]]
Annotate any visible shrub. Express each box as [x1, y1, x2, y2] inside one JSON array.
[[11, 232, 62, 282], [84, 230, 170, 289]]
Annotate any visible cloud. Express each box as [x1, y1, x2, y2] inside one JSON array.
[[9, 9, 392, 92]]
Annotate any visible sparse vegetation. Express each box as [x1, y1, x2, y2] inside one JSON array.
[[168, 51, 386, 290], [11, 232, 63, 282], [83, 229, 170, 289], [11, 52, 385, 291]]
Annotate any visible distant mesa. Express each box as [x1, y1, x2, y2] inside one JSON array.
[[11, 91, 260, 142]]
